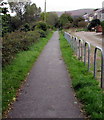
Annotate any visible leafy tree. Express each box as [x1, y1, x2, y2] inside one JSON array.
[[78, 21, 88, 28], [21, 23, 30, 32], [10, 16, 22, 31], [0, 1, 7, 6], [59, 13, 73, 28], [73, 16, 85, 27], [23, 3, 41, 23], [1, 7, 8, 14], [1, 1, 42, 36], [0, 1, 8, 14], [2, 14, 12, 36], [9, 1, 30, 23], [40, 12, 45, 21], [35, 21, 47, 31], [0, 1, 11, 36], [46, 12, 58, 27], [87, 19, 101, 31]]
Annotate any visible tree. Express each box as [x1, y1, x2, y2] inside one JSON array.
[[78, 21, 88, 28], [87, 19, 101, 31], [35, 21, 47, 31], [46, 12, 58, 27], [73, 16, 85, 27], [10, 16, 22, 30], [0, 2, 12, 36], [1, 1, 42, 35], [0, 1, 8, 14], [2, 7, 8, 14], [23, 3, 41, 23], [9, 2, 41, 30], [59, 13, 73, 28], [9, 1, 29, 23], [2, 14, 12, 36]]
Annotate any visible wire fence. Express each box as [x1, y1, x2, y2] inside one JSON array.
[[64, 32, 104, 89]]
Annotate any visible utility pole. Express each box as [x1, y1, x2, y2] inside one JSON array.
[[44, 0, 46, 22]]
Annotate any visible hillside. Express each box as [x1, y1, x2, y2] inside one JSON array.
[[55, 9, 94, 17]]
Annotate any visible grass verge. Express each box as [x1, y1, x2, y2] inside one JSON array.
[[2, 31, 53, 115], [59, 32, 103, 120]]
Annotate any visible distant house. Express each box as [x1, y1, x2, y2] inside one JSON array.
[[83, 13, 89, 22], [88, 13, 94, 22], [83, 8, 104, 22], [93, 9, 102, 21], [83, 13, 94, 22]]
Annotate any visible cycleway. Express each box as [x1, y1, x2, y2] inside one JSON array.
[[8, 31, 84, 118]]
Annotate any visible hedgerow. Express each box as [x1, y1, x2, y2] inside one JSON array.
[[2, 30, 40, 66]]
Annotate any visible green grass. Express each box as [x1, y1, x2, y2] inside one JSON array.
[[2, 31, 53, 114], [59, 32, 103, 120]]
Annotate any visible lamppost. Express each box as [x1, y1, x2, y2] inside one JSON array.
[[44, 0, 46, 22]]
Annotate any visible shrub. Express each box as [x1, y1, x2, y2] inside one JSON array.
[[35, 21, 47, 31], [20, 23, 30, 32], [101, 21, 104, 35], [78, 21, 88, 28], [31, 24, 36, 31], [59, 13, 73, 29], [2, 30, 40, 66], [63, 22, 72, 29], [35, 29, 47, 38], [2, 14, 12, 36], [72, 17, 85, 28], [87, 19, 101, 31]]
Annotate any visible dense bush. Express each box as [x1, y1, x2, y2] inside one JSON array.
[[72, 17, 85, 28], [20, 23, 30, 32], [2, 30, 40, 65], [2, 14, 12, 36], [63, 22, 72, 29], [59, 13, 73, 29], [78, 21, 88, 28], [35, 21, 47, 31], [101, 21, 104, 35], [35, 29, 47, 38], [87, 19, 101, 31]]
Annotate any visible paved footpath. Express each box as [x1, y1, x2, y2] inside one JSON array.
[[8, 31, 84, 118]]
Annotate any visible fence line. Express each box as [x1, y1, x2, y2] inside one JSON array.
[[64, 32, 104, 89], [84, 41, 91, 71], [94, 46, 104, 88], [78, 39, 83, 61]]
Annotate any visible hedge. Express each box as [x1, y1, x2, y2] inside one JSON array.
[[2, 30, 40, 66]]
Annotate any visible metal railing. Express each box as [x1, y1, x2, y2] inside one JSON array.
[[78, 39, 83, 61], [94, 46, 104, 88], [84, 41, 91, 71], [64, 32, 104, 89]]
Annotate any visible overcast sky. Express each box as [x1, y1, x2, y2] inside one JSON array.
[[31, 0, 104, 12]]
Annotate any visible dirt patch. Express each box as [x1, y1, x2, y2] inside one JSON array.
[[74, 31, 102, 48]]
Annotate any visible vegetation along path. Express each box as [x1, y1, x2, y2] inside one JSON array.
[[8, 31, 84, 118]]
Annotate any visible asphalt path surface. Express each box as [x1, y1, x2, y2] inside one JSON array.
[[8, 31, 84, 118]]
